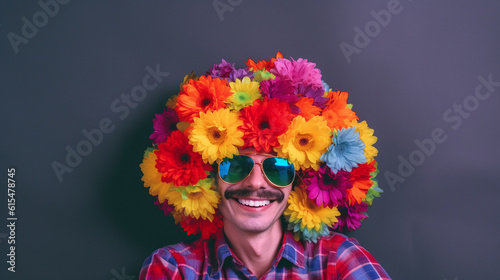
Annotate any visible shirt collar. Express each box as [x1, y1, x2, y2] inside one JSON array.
[[210, 230, 305, 277]]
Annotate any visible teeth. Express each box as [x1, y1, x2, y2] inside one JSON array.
[[237, 199, 271, 207]]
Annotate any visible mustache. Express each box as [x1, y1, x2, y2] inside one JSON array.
[[225, 188, 285, 203]]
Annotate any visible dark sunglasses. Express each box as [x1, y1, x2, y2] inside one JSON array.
[[218, 155, 296, 187]]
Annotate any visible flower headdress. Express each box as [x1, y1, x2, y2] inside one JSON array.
[[140, 52, 383, 242]]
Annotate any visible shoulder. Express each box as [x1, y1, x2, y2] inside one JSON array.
[[139, 238, 213, 280], [301, 232, 391, 279]]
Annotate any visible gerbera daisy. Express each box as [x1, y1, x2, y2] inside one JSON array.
[[332, 201, 368, 232], [175, 75, 233, 122], [350, 120, 378, 163], [322, 91, 358, 130], [180, 212, 224, 239], [284, 186, 340, 233], [294, 97, 321, 121], [188, 108, 244, 164], [165, 178, 220, 220], [140, 148, 174, 203], [154, 130, 212, 187], [227, 77, 261, 110], [346, 160, 376, 205], [239, 98, 293, 152], [276, 115, 331, 170], [149, 107, 179, 145], [245, 51, 283, 71], [304, 165, 352, 208], [271, 57, 323, 90], [321, 127, 366, 173]]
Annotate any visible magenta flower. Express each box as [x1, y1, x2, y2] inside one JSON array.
[[260, 76, 298, 104], [271, 57, 323, 90], [149, 107, 179, 145], [305, 166, 352, 208], [154, 199, 174, 216], [332, 201, 368, 232]]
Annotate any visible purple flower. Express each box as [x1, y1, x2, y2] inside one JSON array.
[[271, 57, 323, 90], [260, 76, 298, 104], [149, 107, 179, 145], [206, 59, 235, 79], [305, 165, 352, 208], [228, 68, 253, 82], [332, 201, 368, 232], [297, 84, 328, 108]]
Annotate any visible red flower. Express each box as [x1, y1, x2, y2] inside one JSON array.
[[346, 161, 376, 205], [239, 98, 293, 152], [155, 130, 213, 186], [180, 213, 224, 239]]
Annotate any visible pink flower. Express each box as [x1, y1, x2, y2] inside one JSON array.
[[332, 201, 368, 232], [271, 57, 323, 90], [305, 165, 352, 208]]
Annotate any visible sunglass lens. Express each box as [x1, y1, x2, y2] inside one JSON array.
[[263, 157, 295, 186], [219, 155, 254, 183]]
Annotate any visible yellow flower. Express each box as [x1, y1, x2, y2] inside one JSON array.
[[165, 179, 220, 220], [275, 115, 331, 170], [140, 149, 174, 203], [227, 77, 261, 110], [350, 120, 378, 163], [284, 187, 340, 231], [188, 108, 244, 164]]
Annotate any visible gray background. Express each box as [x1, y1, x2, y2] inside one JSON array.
[[1, 0, 499, 279]]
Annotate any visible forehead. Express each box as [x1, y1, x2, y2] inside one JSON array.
[[238, 148, 278, 161]]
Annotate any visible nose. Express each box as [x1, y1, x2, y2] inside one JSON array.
[[242, 163, 270, 189]]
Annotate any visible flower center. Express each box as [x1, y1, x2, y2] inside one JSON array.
[[259, 120, 269, 129], [294, 133, 314, 151], [180, 153, 190, 163], [201, 97, 212, 107], [188, 191, 203, 199], [235, 92, 251, 102], [207, 127, 227, 145]]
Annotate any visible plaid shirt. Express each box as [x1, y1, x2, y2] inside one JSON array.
[[139, 230, 391, 280]]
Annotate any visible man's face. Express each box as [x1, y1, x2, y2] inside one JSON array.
[[216, 150, 293, 235]]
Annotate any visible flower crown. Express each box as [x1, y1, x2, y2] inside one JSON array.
[[140, 52, 382, 242]]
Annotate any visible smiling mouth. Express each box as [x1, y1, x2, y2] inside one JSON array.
[[236, 198, 273, 207]]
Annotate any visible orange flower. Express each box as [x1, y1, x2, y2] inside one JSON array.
[[175, 76, 232, 122], [322, 91, 358, 130], [295, 97, 321, 121], [346, 161, 376, 205], [245, 52, 283, 71]]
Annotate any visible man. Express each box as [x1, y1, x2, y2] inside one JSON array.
[[139, 54, 391, 279]]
